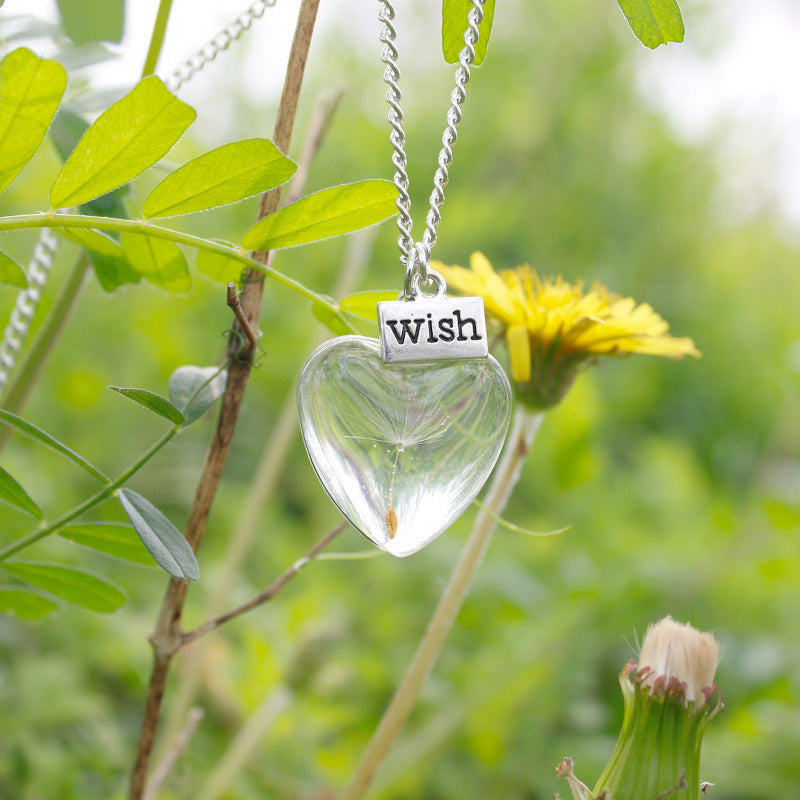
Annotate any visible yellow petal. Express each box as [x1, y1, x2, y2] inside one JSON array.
[[506, 325, 531, 382]]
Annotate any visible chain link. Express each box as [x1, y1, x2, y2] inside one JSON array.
[[378, 0, 486, 297], [165, 0, 278, 93]]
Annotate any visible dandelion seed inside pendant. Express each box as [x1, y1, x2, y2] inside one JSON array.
[[296, 0, 511, 556]]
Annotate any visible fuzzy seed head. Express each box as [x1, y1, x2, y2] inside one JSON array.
[[638, 616, 720, 705]]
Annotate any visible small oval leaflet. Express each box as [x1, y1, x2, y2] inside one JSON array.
[[58, 522, 155, 564], [0, 251, 27, 288], [0, 587, 59, 621], [0, 465, 43, 519], [109, 386, 186, 425], [117, 489, 199, 581]]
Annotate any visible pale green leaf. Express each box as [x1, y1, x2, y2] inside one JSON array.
[[58, 523, 154, 564], [0, 251, 27, 288], [167, 365, 227, 424], [117, 489, 199, 581], [242, 180, 397, 251], [49, 76, 196, 208], [121, 231, 191, 293], [196, 246, 244, 285], [56, 227, 122, 257], [340, 290, 398, 322], [311, 299, 351, 336], [109, 386, 186, 424], [616, 0, 685, 49], [56, 0, 124, 44], [143, 138, 296, 218], [442, 0, 495, 66], [0, 48, 66, 193], [1, 561, 126, 613], [0, 409, 108, 482], [0, 465, 43, 519], [0, 587, 59, 620]]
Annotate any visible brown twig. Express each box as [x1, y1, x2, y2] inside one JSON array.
[[226, 282, 260, 356], [182, 520, 347, 646], [143, 706, 204, 800], [128, 2, 321, 797]]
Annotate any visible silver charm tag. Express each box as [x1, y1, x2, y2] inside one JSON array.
[[378, 296, 489, 363]]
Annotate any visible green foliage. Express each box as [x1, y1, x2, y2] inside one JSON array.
[[615, 0, 685, 49], [109, 386, 186, 425], [0, 409, 108, 482], [49, 76, 195, 208], [0, 251, 27, 288], [340, 291, 398, 321], [242, 180, 397, 250], [55, 228, 123, 257], [195, 246, 243, 285], [143, 139, 297, 218], [0, 48, 66, 194], [0, 466, 43, 519], [120, 232, 191, 293], [442, 0, 495, 66], [1, 562, 126, 613], [55, 0, 124, 44], [57, 523, 154, 564], [117, 489, 199, 581], [167, 365, 227, 424], [0, 587, 58, 620]]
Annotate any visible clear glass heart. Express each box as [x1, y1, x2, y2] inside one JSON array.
[[297, 335, 512, 556]]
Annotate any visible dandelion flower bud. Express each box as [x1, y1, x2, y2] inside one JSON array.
[[590, 616, 723, 800]]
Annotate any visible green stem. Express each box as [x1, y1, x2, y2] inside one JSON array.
[[0, 254, 90, 442], [340, 407, 543, 800], [0, 426, 178, 562], [0, 214, 354, 330], [142, 0, 175, 78]]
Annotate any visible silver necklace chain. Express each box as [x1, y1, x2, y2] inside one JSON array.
[[378, 0, 486, 298]]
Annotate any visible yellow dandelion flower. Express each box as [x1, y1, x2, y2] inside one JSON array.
[[432, 252, 699, 408]]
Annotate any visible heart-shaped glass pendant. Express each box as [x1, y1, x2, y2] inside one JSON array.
[[297, 335, 512, 556]]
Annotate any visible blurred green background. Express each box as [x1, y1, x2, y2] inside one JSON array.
[[1, 0, 799, 798]]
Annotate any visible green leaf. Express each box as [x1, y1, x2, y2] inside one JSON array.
[[0, 587, 59, 620], [0, 250, 27, 288], [109, 386, 186, 425], [58, 523, 153, 564], [117, 489, 199, 581], [91, 252, 141, 293], [49, 76, 196, 208], [242, 180, 397, 251], [442, 0, 495, 66], [311, 299, 351, 336], [56, 0, 124, 44], [0, 409, 108, 482], [616, 0, 685, 49], [1, 561, 125, 613], [0, 48, 67, 194], [196, 246, 244, 285], [143, 138, 297, 218], [0, 465, 43, 519], [167, 365, 227, 425], [121, 232, 191, 293], [55, 227, 123, 257], [340, 290, 398, 322]]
